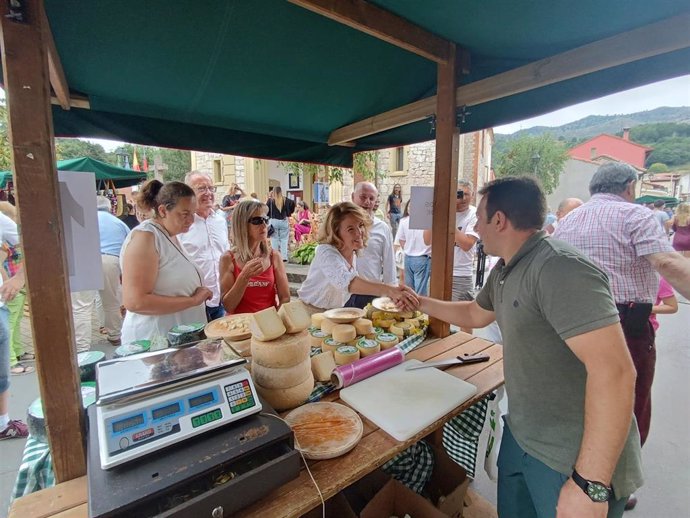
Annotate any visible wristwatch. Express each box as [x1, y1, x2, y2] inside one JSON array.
[[571, 469, 612, 503]]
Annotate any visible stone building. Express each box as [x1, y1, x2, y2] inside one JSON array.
[[191, 129, 493, 209]]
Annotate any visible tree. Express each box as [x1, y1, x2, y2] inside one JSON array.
[[55, 138, 111, 162], [494, 134, 569, 194], [647, 162, 669, 174], [0, 103, 12, 171]]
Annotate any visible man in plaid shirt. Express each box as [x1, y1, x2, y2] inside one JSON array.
[[554, 162, 690, 510]]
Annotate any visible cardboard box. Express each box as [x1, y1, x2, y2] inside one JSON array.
[[426, 445, 471, 518], [300, 492, 357, 518], [361, 479, 447, 518]]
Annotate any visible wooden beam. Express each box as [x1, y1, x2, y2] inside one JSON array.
[[41, 3, 71, 110], [428, 44, 458, 338], [328, 12, 690, 145], [289, 0, 451, 64], [50, 94, 90, 110], [0, 0, 86, 481]]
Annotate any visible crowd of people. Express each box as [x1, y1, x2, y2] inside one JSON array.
[[1, 161, 689, 518]]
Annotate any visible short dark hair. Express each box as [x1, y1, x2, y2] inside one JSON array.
[[653, 200, 665, 208], [479, 176, 545, 231], [138, 180, 195, 217]]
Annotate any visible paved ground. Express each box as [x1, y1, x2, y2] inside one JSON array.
[[1, 295, 688, 517]]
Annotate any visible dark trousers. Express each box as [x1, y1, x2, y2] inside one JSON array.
[[205, 304, 225, 322], [619, 311, 656, 446], [345, 294, 376, 309]]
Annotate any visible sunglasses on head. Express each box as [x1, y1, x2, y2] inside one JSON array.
[[249, 216, 270, 226], [456, 190, 465, 199]]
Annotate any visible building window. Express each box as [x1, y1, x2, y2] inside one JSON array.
[[389, 146, 408, 176], [213, 159, 222, 183]]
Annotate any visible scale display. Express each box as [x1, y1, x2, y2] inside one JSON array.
[[96, 360, 262, 469]]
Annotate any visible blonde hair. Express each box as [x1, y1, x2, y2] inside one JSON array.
[[231, 200, 270, 264], [675, 202, 690, 227], [0, 201, 17, 222], [273, 186, 284, 212], [318, 202, 371, 251]]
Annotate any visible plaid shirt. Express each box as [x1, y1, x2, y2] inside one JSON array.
[[2, 243, 22, 278], [554, 193, 673, 303]]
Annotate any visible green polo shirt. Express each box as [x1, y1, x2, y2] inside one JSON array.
[[476, 231, 643, 498]]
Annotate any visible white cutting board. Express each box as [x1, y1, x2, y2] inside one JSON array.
[[339, 359, 477, 441]]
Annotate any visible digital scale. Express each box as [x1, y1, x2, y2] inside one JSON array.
[[95, 339, 262, 469]]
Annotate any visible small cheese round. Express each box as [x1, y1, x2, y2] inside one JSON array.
[[405, 318, 421, 328], [322, 337, 346, 354], [254, 372, 314, 411], [251, 331, 310, 368], [334, 345, 360, 366], [320, 318, 337, 334], [353, 318, 374, 336], [251, 357, 312, 389], [376, 333, 400, 349], [311, 312, 326, 328], [356, 338, 381, 357], [332, 324, 356, 343], [389, 324, 405, 339], [309, 329, 331, 348]]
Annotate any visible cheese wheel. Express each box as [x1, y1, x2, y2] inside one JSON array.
[[376, 332, 400, 349], [311, 312, 326, 328], [334, 345, 360, 366], [309, 329, 331, 348], [332, 324, 356, 343], [251, 357, 312, 389], [249, 306, 286, 341], [322, 337, 346, 354], [310, 350, 337, 382], [278, 301, 311, 334], [389, 324, 405, 339], [320, 318, 337, 334], [353, 318, 374, 335], [224, 337, 252, 357], [356, 338, 381, 357], [405, 317, 421, 328], [254, 372, 314, 411], [251, 331, 310, 368]]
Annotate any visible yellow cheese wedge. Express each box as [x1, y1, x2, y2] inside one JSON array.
[[310, 350, 337, 382], [249, 306, 286, 341], [278, 301, 311, 334]]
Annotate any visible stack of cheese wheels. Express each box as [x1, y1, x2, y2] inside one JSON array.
[[250, 305, 314, 411]]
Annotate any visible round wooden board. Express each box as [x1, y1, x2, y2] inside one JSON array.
[[205, 313, 252, 341], [284, 402, 363, 460], [323, 307, 365, 324]]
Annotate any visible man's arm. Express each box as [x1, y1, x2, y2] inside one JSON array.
[[381, 229, 397, 285], [0, 266, 25, 303], [418, 297, 495, 329], [556, 323, 636, 518], [454, 228, 478, 251], [646, 251, 690, 299]]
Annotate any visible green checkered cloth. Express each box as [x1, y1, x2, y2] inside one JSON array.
[[382, 440, 434, 493], [442, 396, 489, 478], [11, 437, 55, 502]]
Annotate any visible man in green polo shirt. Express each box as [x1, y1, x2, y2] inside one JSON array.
[[415, 176, 642, 518]]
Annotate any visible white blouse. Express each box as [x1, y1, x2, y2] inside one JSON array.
[[297, 244, 358, 310]]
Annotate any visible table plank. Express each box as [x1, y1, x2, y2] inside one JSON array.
[[8, 475, 87, 518]]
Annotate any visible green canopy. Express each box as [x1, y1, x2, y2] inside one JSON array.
[[8, 1, 690, 166], [0, 157, 147, 189], [635, 195, 679, 206]]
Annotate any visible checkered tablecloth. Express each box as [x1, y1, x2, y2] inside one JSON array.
[[11, 437, 55, 502]]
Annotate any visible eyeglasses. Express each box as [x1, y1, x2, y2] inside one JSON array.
[[249, 216, 270, 226], [194, 186, 217, 193], [457, 190, 465, 199]]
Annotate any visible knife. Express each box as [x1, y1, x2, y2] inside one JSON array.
[[406, 353, 490, 370]]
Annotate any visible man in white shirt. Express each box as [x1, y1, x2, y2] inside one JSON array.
[[347, 182, 397, 308], [179, 171, 230, 321], [395, 204, 432, 296]]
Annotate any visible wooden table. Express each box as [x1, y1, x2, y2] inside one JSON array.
[[8, 331, 503, 518]]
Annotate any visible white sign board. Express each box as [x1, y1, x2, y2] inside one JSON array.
[[409, 186, 434, 229], [59, 171, 103, 292]]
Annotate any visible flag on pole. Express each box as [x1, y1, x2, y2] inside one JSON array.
[[132, 147, 141, 171], [142, 148, 149, 172]]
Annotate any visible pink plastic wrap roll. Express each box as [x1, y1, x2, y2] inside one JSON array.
[[331, 346, 405, 389]]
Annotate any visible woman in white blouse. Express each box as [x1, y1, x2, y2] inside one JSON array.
[[298, 202, 417, 311]]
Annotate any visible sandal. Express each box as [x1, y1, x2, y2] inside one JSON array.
[[10, 363, 35, 375], [18, 352, 36, 362]]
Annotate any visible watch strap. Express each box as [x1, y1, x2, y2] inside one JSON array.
[[571, 469, 612, 502]]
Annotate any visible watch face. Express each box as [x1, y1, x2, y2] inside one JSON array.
[[587, 483, 611, 503]]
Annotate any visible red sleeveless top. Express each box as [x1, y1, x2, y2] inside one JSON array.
[[229, 252, 277, 314]]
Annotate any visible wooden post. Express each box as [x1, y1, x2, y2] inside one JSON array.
[[428, 43, 459, 338], [0, 0, 86, 480]]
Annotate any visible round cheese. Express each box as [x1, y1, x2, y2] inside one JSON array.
[[376, 333, 400, 349], [334, 345, 360, 365], [320, 318, 337, 334], [322, 337, 346, 354], [389, 324, 405, 339], [254, 372, 314, 411], [311, 312, 326, 328], [332, 324, 356, 343], [309, 329, 331, 348], [356, 338, 380, 357], [251, 357, 312, 389], [251, 331, 310, 368], [353, 318, 374, 336]]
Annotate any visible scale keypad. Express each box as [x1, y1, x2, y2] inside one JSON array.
[[224, 379, 255, 414]]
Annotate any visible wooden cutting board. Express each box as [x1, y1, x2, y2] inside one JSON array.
[[204, 313, 252, 341], [284, 402, 363, 460]]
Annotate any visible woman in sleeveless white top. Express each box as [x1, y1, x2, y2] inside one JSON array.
[[120, 219, 208, 345]]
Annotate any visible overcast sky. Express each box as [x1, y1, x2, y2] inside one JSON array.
[[494, 74, 690, 135], [77, 74, 690, 150]]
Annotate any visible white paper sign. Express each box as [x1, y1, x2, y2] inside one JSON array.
[[409, 186, 434, 229], [59, 171, 103, 292]]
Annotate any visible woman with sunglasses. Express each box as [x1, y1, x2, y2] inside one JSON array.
[[219, 200, 290, 314]]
